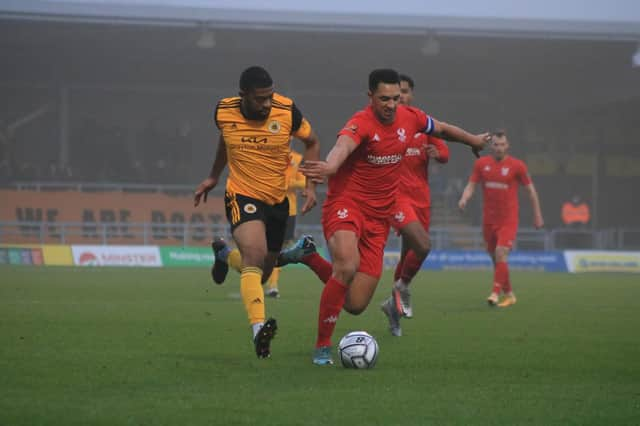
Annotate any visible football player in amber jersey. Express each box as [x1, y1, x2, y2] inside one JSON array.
[[194, 66, 320, 358], [458, 131, 544, 307]]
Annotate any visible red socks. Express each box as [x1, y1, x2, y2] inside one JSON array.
[[400, 250, 427, 283], [302, 252, 333, 284], [393, 256, 402, 282], [316, 277, 348, 348], [494, 261, 511, 293]]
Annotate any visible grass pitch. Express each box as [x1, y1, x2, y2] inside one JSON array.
[[1, 266, 639, 425]]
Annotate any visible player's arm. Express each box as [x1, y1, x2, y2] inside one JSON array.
[[288, 168, 306, 190], [194, 135, 227, 206], [524, 183, 544, 229], [300, 134, 357, 181], [428, 137, 450, 164], [458, 180, 476, 211], [296, 131, 320, 214], [291, 104, 321, 213], [429, 119, 489, 157]]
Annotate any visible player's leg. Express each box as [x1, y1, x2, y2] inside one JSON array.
[[210, 192, 250, 284], [231, 219, 277, 358], [313, 229, 360, 365], [267, 214, 296, 297], [386, 203, 429, 318], [496, 225, 517, 307], [394, 221, 430, 317], [262, 199, 290, 286], [393, 241, 409, 283], [484, 223, 501, 306]]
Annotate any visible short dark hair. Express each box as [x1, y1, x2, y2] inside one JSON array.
[[368, 69, 400, 92], [399, 74, 414, 89], [492, 129, 507, 138], [239, 66, 273, 92]]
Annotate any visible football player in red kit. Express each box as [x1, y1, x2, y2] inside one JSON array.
[[458, 131, 544, 307], [295, 69, 490, 365], [380, 74, 450, 337]]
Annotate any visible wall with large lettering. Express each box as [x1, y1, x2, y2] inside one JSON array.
[[0, 190, 225, 245]]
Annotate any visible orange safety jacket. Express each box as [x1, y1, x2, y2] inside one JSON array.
[[562, 202, 590, 225]]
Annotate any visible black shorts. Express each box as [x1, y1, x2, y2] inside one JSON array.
[[283, 214, 297, 242], [224, 192, 290, 252]]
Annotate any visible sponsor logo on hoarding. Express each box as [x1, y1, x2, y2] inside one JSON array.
[[412, 250, 568, 272], [78, 252, 99, 266], [565, 251, 640, 273], [72, 246, 161, 267], [160, 247, 214, 267]]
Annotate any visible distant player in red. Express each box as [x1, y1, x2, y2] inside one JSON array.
[[458, 130, 544, 307], [293, 69, 489, 365], [381, 74, 450, 337]]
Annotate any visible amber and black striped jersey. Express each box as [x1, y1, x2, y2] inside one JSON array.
[[215, 93, 313, 205]]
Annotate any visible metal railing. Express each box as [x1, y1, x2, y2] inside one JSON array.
[[2, 221, 639, 251]]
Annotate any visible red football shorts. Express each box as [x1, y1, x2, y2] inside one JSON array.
[[390, 198, 430, 232], [322, 199, 390, 278], [483, 222, 518, 252]]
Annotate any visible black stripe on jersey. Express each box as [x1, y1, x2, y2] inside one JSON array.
[[219, 98, 241, 105], [291, 103, 303, 133], [272, 105, 292, 112], [214, 102, 221, 129], [272, 100, 292, 110]]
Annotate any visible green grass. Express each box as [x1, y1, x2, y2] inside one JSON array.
[[1, 266, 639, 425]]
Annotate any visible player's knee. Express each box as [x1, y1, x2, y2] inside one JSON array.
[[343, 303, 366, 315], [495, 247, 509, 262], [240, 247, 267, 269], [332, 260, 358, 283], [415, 238, 431, 257]]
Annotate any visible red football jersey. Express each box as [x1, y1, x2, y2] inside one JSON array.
[[328, 104, 433, 218], [470, 155, 531, 225], [397, 133, 449, 207]]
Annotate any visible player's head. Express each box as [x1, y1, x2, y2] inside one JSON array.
[[239, 66, 274, 120], [490, 130, 510, 160], [368, 68, 401, 124], [399, 74, 415, 106]]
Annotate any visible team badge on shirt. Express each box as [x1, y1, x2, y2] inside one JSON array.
[[244, 204, 257, 214], [501, 167, 510, 176], [394, 211, 405, 223], [484, 165, 491, 172], [397, 128, 407, 142], [268, 120, 281, 134], [337, 208, 349, 219]]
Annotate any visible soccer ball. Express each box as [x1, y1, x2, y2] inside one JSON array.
[[338, 331, 379, 369]]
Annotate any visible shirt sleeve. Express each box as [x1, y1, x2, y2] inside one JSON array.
[[428, 136, 449, 164], [517, 161, 532, 186], [411, 107, 434, 135], [469, 160, 483, 183], [337, 114, 368, 145], [291, 103, 312, 139]]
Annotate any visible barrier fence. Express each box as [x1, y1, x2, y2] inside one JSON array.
[[1, 221, 639, 251], [2, 242, 639, 273]]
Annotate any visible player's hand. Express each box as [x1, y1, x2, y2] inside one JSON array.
[[534, 214, 544, 229], [300, 160, 333, 180], [426, 145, 440, 159], [470, 133, 491, 158], [458, 198, 467, 211], [300, 187, 318, 214], [194, 176, 218, 207]]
